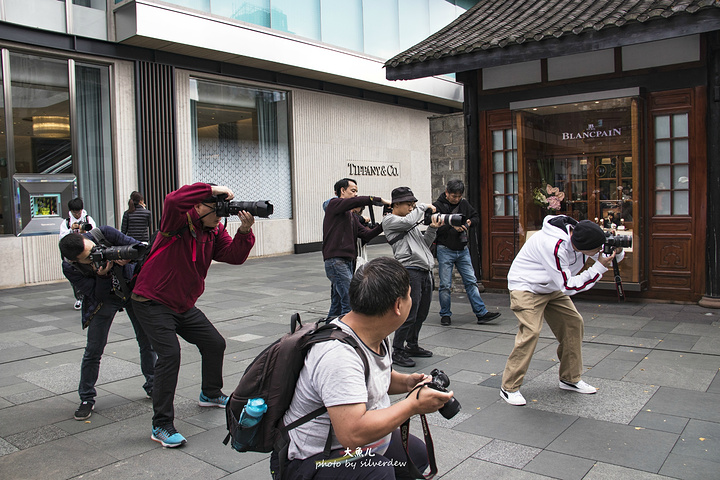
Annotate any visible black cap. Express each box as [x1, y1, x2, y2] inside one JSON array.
[[571, 220, 606, 251], [391, 187, 417, 204]]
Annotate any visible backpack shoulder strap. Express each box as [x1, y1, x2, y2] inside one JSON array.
[[89, 228, 109, 246]]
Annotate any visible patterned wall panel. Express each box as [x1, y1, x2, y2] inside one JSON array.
[[194, 138, 292, 219]]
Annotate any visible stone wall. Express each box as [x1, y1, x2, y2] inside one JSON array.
[[430, 112, 466, 201], [429, 112, 482, 295]]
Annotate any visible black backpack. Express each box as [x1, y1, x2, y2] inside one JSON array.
[[223, 314, 369, 471]]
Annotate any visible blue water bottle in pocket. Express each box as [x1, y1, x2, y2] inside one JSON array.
[[233, 398, 267, 451]]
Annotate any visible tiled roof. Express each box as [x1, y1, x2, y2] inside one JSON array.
[[386, 0, 720, 70]]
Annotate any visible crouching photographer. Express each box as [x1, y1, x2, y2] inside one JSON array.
[[277, 257, 454, 480], [59, 226, 156, 421]]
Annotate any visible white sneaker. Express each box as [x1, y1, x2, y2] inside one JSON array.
[[559, 379, 597, 394], [500, 388, 526, 406]]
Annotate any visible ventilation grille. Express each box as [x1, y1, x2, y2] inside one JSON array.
[[136, 62, 178, 230]]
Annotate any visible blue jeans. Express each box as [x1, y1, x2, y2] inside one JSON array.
[[79, 297, 156, 403], [325, 257, 354, 319], [437, 245, 488, 318]]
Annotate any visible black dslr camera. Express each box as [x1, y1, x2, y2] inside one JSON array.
[[423, 211, 466, 227], [603, 233, 632, 255], [89, 243, 147, 270], [424, 369, 461, 419], [76, 222, 93, 232], [215, 194, 273, 218]]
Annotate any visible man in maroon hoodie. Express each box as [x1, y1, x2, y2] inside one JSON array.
[[132, 183, 255, 447], [322, 178, 388, 320]]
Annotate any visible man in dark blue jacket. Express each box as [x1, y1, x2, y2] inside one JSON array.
[[60, 226, 156, 421]]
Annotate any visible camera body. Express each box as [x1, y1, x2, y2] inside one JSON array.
[[76, 222, 93, 232], [214, 194, 273, 218], [89, 244, 147, 269], [423, 210, 466, 227], [603, 233, 632, 255], [424, 368, 461, 419]]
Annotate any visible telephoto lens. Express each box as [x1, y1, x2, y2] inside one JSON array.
[[603, 233, 632, 254], [423, 211, 466, 227]]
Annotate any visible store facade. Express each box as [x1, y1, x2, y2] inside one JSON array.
[[0, 0, 467, 288], [387, 2, 720, 305]]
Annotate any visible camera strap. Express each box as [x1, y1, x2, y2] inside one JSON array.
[[397, 384, 439, 479], [612, 257, 625, 301], [387, 218, 424, 247]]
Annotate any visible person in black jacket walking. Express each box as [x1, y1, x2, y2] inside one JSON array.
[[121, 191, 152, 242], [434, 180, 500, 326]]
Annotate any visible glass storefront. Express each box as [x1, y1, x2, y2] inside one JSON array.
[[155, 0, 476, 59], [0, 50, 114, 235], [3, 0, 107, 40], [512, 95, 642, 284], [190, 78, 292, 219]]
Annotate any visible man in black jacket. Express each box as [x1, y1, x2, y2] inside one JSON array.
[[59, 226, 156, 421], [434, 180, 500, 326], [322, 178, 388, 319]]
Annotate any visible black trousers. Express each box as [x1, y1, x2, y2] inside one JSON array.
[[131, 299, 226, 427], [392, 268, 433, 352]]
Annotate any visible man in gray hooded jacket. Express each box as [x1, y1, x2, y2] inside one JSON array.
[[382, 187, 443, 368]]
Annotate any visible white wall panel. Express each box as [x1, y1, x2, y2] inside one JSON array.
[[290, 89, 432, 245], [112, 60, 139, 227], [21, 235, 63, 284]]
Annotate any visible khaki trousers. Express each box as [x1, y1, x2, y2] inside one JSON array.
[[501, 290, 585, 392]]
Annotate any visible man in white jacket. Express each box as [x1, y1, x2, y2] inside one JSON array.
[[500, 216, 624, 406]]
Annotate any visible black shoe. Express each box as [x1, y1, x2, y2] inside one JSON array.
[[392, 350, 416, 368], [405, 345, 433, 358], [440, 316, 451, 326], [74, 401, 93, 420], [477, 311, 501, 324]]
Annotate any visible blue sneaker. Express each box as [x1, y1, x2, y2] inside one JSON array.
[[151, 425, 186, 448], [198, 392, 229, 408]]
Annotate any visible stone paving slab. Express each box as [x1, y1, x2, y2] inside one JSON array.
[[18, 356, 145, 394], [623, 351, 719, 391], [547, 417, 678, 473], [523, 450, 595, 480], [524, 369, 658, 424]]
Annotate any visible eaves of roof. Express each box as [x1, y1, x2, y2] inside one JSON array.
[[385, 0, 720, 80]]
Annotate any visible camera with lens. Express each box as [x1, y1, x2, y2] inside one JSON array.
[[89, 243, 147, 270], [423, 211, 466, 228], [603, 233, 632, 255], [76, 222, 93, 232], [424, 368, 461, 419], [214, 194, 273, 218]]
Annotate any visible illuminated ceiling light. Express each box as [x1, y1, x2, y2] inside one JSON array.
[[32, 116, 70, 138]]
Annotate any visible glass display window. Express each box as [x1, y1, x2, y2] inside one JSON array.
[[512, 94, 643, 284]]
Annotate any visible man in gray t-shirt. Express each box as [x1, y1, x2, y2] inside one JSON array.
[[280, 257, 453, 479]]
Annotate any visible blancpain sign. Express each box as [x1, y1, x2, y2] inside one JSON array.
[[561, 123, 622, 141]]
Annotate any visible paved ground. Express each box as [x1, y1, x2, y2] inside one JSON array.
[[0, 244, 719, 480]]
